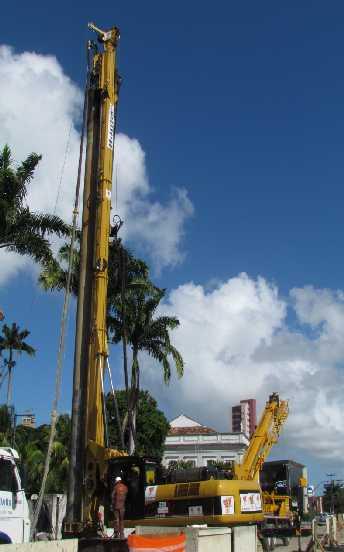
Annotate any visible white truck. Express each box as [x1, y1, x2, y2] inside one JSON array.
[[0, 447, 30, 544]]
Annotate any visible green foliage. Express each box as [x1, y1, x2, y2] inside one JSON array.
[[168, 460, 195, 470], [0, 322, 35, 405], [0, 145, 69, 263], [39, 237, 148, 302], [106, 390, 169, 459], [323, 482, 344, 513], [1, 392, 167, 495], [12, 414, 71, 495], [0, 405, 12, 434], [0, 405, 12, 446], [109, 285, 184, 383], [40, 237, 184, 452], [0, 323, 35, 357], [107, 279, 183, 451]]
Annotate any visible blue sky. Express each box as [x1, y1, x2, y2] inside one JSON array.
[[1, 1, 344, 487]]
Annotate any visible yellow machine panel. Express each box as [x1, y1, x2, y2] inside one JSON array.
[[139, 479, 264, 526]]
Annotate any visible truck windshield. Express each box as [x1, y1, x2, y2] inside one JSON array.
[[0, 459, 18, 492]]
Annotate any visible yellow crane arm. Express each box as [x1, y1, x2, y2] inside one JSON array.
[[67, 23, 127, 529], [85, 22, 119, 449], [234, 393, 289, 481]]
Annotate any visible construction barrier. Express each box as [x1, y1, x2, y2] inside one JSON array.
[[0, 540, 78, 552], [128, 533, 186, 552]]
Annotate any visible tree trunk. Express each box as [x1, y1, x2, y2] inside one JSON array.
[[6, 350, 13, 406], [122, 330, 136, 451], [129, 410, 136, 455], [121, 410, 128, 435], [120, 246, 136, 453], [112, 386, 125, 450], [129, 351, 139, 455]]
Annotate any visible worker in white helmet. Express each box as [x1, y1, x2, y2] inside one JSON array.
[[112, 476, 128, 539]]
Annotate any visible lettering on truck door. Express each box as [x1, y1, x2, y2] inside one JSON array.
[[0, 458, 23, 543]]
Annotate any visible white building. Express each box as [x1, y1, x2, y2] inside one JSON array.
[[162, 414, 249, 468]]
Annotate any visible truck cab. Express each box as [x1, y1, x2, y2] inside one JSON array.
[[0, 447, 30, 544]]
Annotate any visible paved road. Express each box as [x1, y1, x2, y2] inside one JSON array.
[[257, 535, 311, 551], [271, 536, 311, 551]]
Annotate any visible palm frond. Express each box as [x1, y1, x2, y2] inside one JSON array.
[[6, 232, 53, 263], [0, 147, 68, 266], [15, 210, 70, 237], [0, 145, 12, 171], [16, 153, 42, 186], [168, 345, 184, 378], [39, 258, 68, 291], [19, 343, 35, 356]]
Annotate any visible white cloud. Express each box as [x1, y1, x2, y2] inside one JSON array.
[[140, 274, 344, 462], [0, 46, 193, 283], [114, 136, 194, 271]]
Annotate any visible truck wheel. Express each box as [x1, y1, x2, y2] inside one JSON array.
[[282, 537, 290, 546], [0, 532, 12, 544]]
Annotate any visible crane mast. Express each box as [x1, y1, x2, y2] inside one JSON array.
[[67, 22, 121, 529], [234, 393, 289, 481], [64, 24, 289, 540]]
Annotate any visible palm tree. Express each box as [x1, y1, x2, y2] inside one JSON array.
[[39, 237, 184, 453], [39, 237, 149, 302], [108, 286, 184, 453], [39, 238, 152, 449], [0, 323, 35, 405], [0, 145, 69, 263]]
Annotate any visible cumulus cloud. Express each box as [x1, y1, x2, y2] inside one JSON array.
[[140, 274, 344, 462], [114, 136, 194, 271], [0, 46, 193, 283]]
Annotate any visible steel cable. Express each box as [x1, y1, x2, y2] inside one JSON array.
[[30, 46, 91, 541]]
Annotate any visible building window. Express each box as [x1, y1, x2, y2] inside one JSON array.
[[183, 458, 196, 467], [164, 458, 178, 467]]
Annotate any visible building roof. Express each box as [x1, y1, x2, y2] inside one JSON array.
[[169, 414, 216, 435], [168, 425, 216, 436], [170, 414, 203, 428]]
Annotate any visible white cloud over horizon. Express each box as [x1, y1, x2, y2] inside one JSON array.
[[0, 45, 193, 284], [1, 45, 343, 468], [140, 274, 344, 463]]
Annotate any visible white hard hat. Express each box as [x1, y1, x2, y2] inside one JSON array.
[[115, 476, 122, 482]]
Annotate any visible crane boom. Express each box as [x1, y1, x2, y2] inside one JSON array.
[[84, 22, 118, 449], [67, 23, 121, 528], [65, 23, 289, 540], [234, 393, 289, 481]]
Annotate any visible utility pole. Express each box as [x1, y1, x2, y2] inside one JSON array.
[[326, 474, 336, 514]]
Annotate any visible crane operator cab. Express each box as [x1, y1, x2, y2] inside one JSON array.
[[106, 457, 264, 528]]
